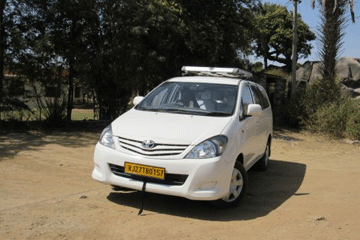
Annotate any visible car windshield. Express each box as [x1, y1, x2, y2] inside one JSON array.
[[136, 82, 238, 116]]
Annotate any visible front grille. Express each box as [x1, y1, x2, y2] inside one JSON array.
[[118, 137, 189, 157], [109, 164, 188, 186]]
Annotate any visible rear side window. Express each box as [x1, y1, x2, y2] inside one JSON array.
[[259, 87, 270, 109], [251, 85, 270, 110], [250, 86, 262, 106], [241, 85, 254, 114]]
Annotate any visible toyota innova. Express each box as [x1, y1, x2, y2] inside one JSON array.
[[92, 66, 273, 208]]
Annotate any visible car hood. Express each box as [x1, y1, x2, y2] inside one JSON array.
[[111, 109, 232, 145]]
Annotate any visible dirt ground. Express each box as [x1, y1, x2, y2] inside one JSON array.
[[1, 129, 360, 240]]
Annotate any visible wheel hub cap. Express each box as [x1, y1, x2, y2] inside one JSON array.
[[222, 168, 243, 202]]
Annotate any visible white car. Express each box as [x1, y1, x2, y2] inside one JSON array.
[[92, 67, 273, 208]]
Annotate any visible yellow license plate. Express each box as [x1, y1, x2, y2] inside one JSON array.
[[124, 162, 165, 180]]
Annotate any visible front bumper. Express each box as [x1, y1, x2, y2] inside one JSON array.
[[92, 143, 233, 200]]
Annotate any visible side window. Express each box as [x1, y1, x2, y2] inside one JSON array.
[[259, 87, 270, 109], [250, 85, 262, 106], [250, 85, 270, 110], [241, 85, 254, 115]]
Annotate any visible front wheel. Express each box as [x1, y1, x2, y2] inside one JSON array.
[[212, 162, 248, 209]]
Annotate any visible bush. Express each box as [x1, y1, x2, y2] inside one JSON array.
[[345, 105, 360, 139], [265, 68, 290, 81], [302, 78, 340, 116], [306, 98, 360, 140], [279, 76, 360, 140], [42, 97, 67, 127], [281, 85, 306, 128]]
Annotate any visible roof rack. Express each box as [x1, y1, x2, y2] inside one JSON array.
[[181, 66, 253, 79]]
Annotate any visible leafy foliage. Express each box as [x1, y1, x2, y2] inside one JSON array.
[[309, 0, 356, 106], [306, 97, 360, 140], [265, 68, 291, 80], [1, 0, 259, 121], [0, 0, 31, 119], [280, 77, 360, 140], [314, 0, 348, 84], [252, 3, 316, 70], [280, 85, 306, 128], [75, 0, 257, 119], [346, 108, 360, 139], [278, 76, 340, 128], [303, 78, 341, 116], [42, 97, 67, 126], [293, 0, 358, 138]]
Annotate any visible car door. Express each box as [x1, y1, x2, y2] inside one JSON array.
[[250, 85, 269, 157], [258, 85, 273, 148], [237, 84, 259, 169]]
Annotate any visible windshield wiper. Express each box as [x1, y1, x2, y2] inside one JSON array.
[[204, 112, 230, 116], [141, 107, 208, 115], [140, 107, 228, 116], [162, 108, 205, 115]]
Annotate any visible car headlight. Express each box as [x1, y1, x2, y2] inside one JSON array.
[[99, 125, 115, 149], [185, 135, 228, 159]]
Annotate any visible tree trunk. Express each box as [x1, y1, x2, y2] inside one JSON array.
[[66, 19, 77, 121], [285, 54, 292, 73], [291, 0, 299, 97], [264, 57, 268, 69], [0, 0, 6, 120], [66, 58, 74, 121], [321, 0, 343, 83]]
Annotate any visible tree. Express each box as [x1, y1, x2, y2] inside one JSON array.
[[0, 0, 5, 111], [3, 0, 258, 121], [118, 0, 186, 96], [48, 0, 99, 121], [80, 0, 143, 119], [178, 0, 255, 67], [10, 0, 66, 122], [83, 0, 257, 119], [252, 3, 316, 70], [311, 0, 356, 89], [0, 0, 32, 119]]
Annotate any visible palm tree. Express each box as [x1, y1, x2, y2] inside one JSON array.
[[311, 0, 356, 102]]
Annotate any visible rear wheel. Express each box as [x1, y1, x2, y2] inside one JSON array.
[[255, 140, 270, 171], [212, 162, 248, 209]]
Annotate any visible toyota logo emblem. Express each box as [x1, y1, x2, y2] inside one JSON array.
[[141, 140, 156, 149]]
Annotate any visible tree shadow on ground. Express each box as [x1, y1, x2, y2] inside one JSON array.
[[0, 120, 109, 160], [107, 159, 307, 221], [0, 131, 100, 160]]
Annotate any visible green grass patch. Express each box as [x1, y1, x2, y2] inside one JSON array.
[[71, 109, 96, 121]]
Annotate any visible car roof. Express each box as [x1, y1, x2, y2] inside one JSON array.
[[166, 76, 242, 85]]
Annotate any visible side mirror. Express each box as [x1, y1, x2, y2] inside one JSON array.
[[247, 104, 262, 116], [133, 96, 144, 106]]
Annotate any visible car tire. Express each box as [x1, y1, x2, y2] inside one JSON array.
[[212, 162, 248, 209], [255, 140, 270, 171]]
